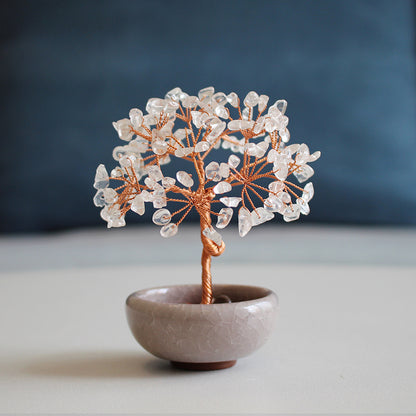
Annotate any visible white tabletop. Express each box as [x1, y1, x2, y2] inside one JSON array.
[[0, 225, 415, 415]]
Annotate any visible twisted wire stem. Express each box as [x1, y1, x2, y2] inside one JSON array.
[[199, 203, 225, 304]]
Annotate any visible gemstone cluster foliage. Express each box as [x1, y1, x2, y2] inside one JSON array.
[[93, 87, 320, 244]]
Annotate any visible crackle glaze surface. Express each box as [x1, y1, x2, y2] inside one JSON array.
[[126, 284, 278, 363]]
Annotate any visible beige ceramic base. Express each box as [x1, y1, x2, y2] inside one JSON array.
[[126, 284, 278, 369]]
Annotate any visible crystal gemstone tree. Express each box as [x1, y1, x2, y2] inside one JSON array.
[[93, 87, 320, 304]]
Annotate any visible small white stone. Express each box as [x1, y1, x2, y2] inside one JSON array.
[[152, 208, 171, 225], [198, 86, 215, 101], [160, 223, 178, 238], [216, 208, 233, 229], [302, 182, 314, 202], [176, 171, 194, 187], [244, 91, 259, 107], [215, 106, 229, 119], [195, 141, 210, 152], [213, 181, 232, 194], [242, 107, 251, 120], [162, 176, 176, 188], [141, 190, 153, 202], [228, 120, 242, 130], [273, 99, 287, 115], [258, 95, 269, 112], [277, 191, 291, 203], [147, 165, 163, 182], [165, 87, 182, 101], [112, 118, 133, 141], [129, 108, 143, 129], [212, 92, 228, 106], [251, 207, 274, 226], [268, 181, 284, 194], [238, 207, 252, 237], [219, 162, 230, 178], [264, 195, 284, 213], [220, 197, 242, 207], [182, 95, 199, 108], [228, 154, 240, 169], [227, 92, 239, 107], [296, 198, 310, 215], [110, 166, 124, 178], [293, 165, 314, 183], [103, 188, 118, 204], [144, 177, 157, 189], [274, 162, 288, 181], [94, 164, 109, 189], [279, 128, 290, 143], [152, 139, 168, 155], [309, 151, 321, 162], [283, 204, 300, 222], [93, 189, 106, 207], [205, 161, 220, 180], [131, 194, 145, 215]]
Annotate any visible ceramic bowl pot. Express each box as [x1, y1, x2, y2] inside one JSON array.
[[126, 284, 278, 370]]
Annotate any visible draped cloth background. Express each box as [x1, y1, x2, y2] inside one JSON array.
[[1, 0, 415, 232]]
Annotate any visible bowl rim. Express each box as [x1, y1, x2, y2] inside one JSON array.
[[126, 283, 278, 309]]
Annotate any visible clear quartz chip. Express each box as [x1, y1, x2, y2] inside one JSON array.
[[93, 189, 106, 207], [296, 198, 310, 215], [129, 108, 143, 129], [215, 106, 229, 119], [220, 197, 242, 207], [244, 91, 259, 107], [258, 94, 269, 112], [103, 188, 117, 204], [147, 165, 163, 182], [302, 182, 314, 202], [141, 190, 153, 202], [112, 118, 133, 141], [152, 208, 171, 226], [227, 92, 239, 107], [162, 176, 176, 188], [279, 128, 290, 143], [274, 162, 288, 181], [268, 181, 284, 194], [202, 226, 223, 246], [152, 139, 168, 155], [205, 161, 220, 180], [283, 204, 300, 222], [228, 154, 240, 169], [277, 191, 291, 203], [212, 92, 228, 106], [251, 207, 274, 226], [219, 162, 230, 178], [216, 208, 233, 229], [176, 171, 194, 187], [309, 151, 321, 162], [195, 141, 210, 152], [131, 194, 145, 215], [198, 86, 215, 101], [213, 181, 232, 194], [94, 164, 109, 189], [238, 207, 252, 237], [264, 195, 284, 213], [182, 95, 199, 108], [160, 223, 178, 238], [274, 99, 287, 115], [293, 165, 314, 183], [110, 166, 124, 178]]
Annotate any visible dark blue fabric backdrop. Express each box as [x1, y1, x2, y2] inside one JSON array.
[[1, 0, 415, 232]]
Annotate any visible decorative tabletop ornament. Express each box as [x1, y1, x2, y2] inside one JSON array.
[[93, 87, 320, 370]]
